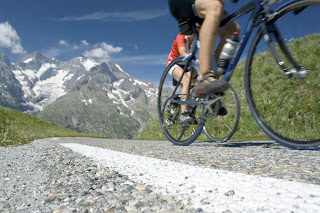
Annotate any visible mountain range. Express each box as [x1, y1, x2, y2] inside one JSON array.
[[0, 52, 158, 138]]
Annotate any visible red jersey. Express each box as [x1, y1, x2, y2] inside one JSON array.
[[166, 34, 188, 66]]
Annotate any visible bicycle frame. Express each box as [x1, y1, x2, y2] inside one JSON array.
[[170, 0, 311, 104], [220, 0, 262, 82], [170, 0, 262, 99], [186, 0, 309, 82]]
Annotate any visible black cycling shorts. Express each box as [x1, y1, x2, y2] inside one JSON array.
[[168, 0, 203, 35], [168, 0, 198, 19], [168, 0, 228, 35]]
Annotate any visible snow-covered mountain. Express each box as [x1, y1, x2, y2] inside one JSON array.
[[0, 52, 158, 138], [38, 62, 158, 138], [0, 54, 33, 111], [10, 52, 100, 113]]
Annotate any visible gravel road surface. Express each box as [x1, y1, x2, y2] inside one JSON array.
[[1, 137, 319, 213]]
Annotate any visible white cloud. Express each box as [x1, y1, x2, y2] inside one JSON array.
[[60, 9, 168, 22], [44, 40, 91, 58], [83, 42, 122, 61], [59, 40, 69, 46], [81, 40, 89, 46], [0, 22, 25, 54], [59, 40, 90, 48]]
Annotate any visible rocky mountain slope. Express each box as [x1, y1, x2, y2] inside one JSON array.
[[0, 54, 33, 112], [0, 52, 158, 138], [37, 63, 157, 138]]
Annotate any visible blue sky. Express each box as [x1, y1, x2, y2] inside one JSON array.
[[0, 0, 318, 84], [0, 0, 178, 84]]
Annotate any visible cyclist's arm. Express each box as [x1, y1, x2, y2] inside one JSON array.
[[176, 34, 188, 56], [178, 46, 188, 56]]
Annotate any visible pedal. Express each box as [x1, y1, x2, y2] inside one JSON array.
[[284, 67, 308, 79]]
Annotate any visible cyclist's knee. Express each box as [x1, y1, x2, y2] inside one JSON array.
[[219, 21, 241, 38], [195, 0, 224, 18], [233, 21, 241, 34], [229, 21, 241, 35]]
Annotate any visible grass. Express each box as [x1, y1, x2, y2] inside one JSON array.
[[0, 106, 107, 147], [135, 34, 320, 142]]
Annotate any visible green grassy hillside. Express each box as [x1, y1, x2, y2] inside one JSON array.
[[0, 106, 105, 147], [136, 34, 320, 141]]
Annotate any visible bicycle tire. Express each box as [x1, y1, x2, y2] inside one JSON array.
[[203, 84, 240, 142], [157, 57, 205, 146], [244, 0, 320, 149]]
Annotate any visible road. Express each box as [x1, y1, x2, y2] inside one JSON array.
[[1, 137, 319, 212]]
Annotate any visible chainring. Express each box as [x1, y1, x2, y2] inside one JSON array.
[[199, 95, 221, 120]]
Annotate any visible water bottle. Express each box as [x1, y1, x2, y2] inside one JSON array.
[[216, 33, 239, 75]]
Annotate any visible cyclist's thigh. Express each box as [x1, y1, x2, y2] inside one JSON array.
[[172, 66, 191, 84]]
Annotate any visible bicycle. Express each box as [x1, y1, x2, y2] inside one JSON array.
[[158, 0, 320, 149], [165, 60, 241, 143]]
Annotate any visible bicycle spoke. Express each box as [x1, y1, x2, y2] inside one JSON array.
[[250, 75, 285, 101]]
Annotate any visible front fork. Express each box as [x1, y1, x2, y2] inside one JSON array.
[[260, 18, 309, 79]]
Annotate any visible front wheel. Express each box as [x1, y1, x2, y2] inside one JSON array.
[[244, 1, 320, 149]]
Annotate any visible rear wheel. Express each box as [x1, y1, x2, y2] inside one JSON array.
[[244, 1, 320, 149], [203, 84, 240, 142], [157, 57, 204, 146]]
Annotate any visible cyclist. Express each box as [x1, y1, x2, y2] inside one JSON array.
[[168, 0, 240, 97], [166, 33, 199, 123]]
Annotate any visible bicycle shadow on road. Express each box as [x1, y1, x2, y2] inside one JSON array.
[[194, 140, 282, 149]]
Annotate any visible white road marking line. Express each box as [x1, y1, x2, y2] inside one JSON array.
[[61, 143, 320, 212]]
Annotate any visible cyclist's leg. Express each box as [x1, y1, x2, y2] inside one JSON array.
[[192, 0, 229, 97], [194, 0, 224, 75], [171, 66, 192, 112], [168, 0, 229, 97], [216, 14, 240, 61]]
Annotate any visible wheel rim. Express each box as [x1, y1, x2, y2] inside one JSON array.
[[245, 4, 320, 148], [157, 58, 204, 145], [203, 85, 240, 142]]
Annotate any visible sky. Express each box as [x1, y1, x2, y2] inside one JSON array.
[[0, 0, 318, 85]]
